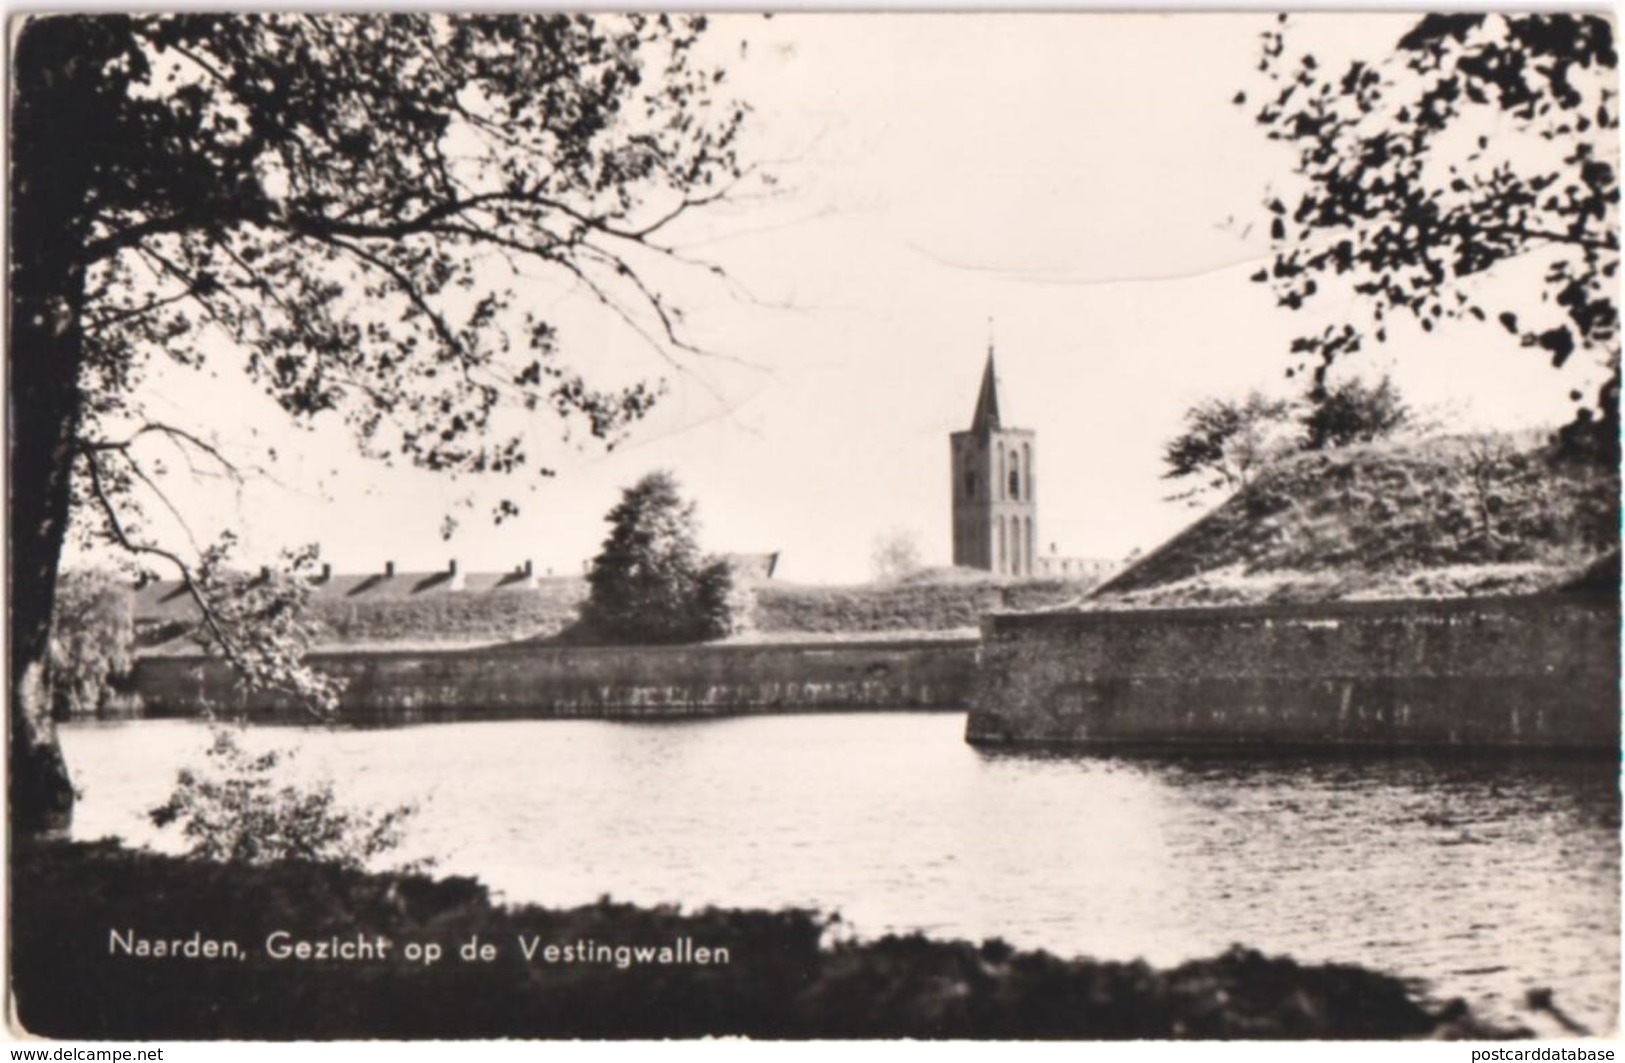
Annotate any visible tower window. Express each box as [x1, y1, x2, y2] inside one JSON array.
[[1008, 452, 1021, 500], [964, 470, 976, 499]]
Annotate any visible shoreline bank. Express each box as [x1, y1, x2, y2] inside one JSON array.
[[11, 839, 1526, 1040]]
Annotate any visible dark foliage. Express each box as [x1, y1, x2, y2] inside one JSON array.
[[1162, 391, 1297, 498], [188, 540, 344, 716], [149, 728, 422, 870], [1302, 375, 1411, 451], [1244, 14, 1619, 458], [27, 14, 744, 487], [11, 840, 1522, 1039], [578, 471, 740, 644]]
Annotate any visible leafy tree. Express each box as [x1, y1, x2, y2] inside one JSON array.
[[1301, 375, 1411, 451], [48, 570, 135, 719], [183, 539, 344, 718], [1162, 390, 1297, 500], [579, 471, 740, 644], [1244, 14, 1618, 457], [10, 14, 747, 833], [149, 727, 425, 871], [871, 528, 924, 583]]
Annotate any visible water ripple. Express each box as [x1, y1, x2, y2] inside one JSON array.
[[60, 713, 1619, 1031]]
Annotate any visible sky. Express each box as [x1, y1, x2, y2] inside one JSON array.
[[66, 12, 1617, 585]]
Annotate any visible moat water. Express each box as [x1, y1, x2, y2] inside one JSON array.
[[61, 712, 1619, 1031]]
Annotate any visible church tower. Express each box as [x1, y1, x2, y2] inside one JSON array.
[[950, 348, 1036, 576]]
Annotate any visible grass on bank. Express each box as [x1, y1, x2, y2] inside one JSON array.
[[310, 578, 587, 647], [13, 839, 1521, 1040], [134, 569, 1103, 654], [750, 570, 1099, 635], [1091, 431, 1619, 608]]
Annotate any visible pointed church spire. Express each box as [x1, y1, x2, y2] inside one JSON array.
[[970, 346, 1002, 433]]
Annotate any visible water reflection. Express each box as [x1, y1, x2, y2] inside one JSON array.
[[60, 713, 1618, 1030]]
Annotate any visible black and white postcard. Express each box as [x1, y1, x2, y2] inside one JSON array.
[[6, 10, 1620, 1043]]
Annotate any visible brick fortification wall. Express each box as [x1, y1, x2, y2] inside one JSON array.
[[131, 638, 979, 724], [968, 594, 1619, 751]]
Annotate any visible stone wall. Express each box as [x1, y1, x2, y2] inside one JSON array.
[[131, 638, 980, 724], [968, 594, 1620, 751]]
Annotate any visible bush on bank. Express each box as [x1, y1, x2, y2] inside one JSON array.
[[12, 840, 1521, 1040]]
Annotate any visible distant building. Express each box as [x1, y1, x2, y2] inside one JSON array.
[[129, 552, 780, 628], [1032, 547, 1117, 581], [949, 348, 1036, 576], [130, 558, 551, 625]]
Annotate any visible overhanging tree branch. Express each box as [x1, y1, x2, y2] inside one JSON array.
[[11, 12, 755, 830], [1244, 12, 1618, 447]]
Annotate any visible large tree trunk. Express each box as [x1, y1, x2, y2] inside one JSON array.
[[8, 258, 86, 837], [9, 18, 105, 836]]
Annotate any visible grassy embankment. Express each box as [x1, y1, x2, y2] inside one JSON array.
[[135, 569, 1100, 653], [748, 569, 1097, 637], [1091, 431, 1618, 609], [303, 571, 1099, 647], [307, 577, 588, 648], [12, 839, 1519, 1040], [133, 577, 588, 654]]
